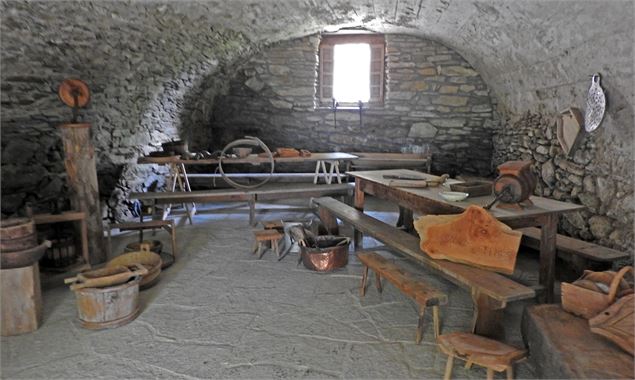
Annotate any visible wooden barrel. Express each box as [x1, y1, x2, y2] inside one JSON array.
[[0, 218, 37, 252], [73, 277, 141, 330]]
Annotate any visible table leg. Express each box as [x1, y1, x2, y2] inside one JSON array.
[[396, 206, 414, 232], [471, 289, 506, 340], [180, 163, 197, 220], [326, 161, 335, 185], [354, 178, 365, 249], [320, 161, 329, 184], [313, 161, 321, 184], [334, 161, 342, 184], [539, 214, 558, 303]]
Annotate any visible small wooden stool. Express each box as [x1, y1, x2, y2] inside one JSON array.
[[252, 229, 284, 259], [261, 220, 284, 232], [437, 332, 527, 380], [358, 252, 447, 344]]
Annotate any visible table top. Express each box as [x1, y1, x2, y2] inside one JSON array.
[[348, 169, 585, 221], [138, 152, 358, 165]]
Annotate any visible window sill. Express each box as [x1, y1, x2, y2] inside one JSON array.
[[314, 106, 385, 111]]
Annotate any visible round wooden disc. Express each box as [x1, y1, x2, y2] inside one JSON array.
[[58, 79, 90, 108]]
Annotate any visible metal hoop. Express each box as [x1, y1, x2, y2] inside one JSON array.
[[218, 136, 274, 189]]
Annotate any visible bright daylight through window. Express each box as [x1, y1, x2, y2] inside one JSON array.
[[332, 43, 370, 103]]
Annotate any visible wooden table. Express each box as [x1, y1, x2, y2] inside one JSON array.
[[348, 169, 585, 303], [32, 211, 90, 269], [138, 153, 358, 221], [138, 152, 358, 185]]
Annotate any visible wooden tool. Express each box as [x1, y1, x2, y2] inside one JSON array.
[[387, 174, 449, 188], [492, 161, 536, 210], [65, 264, 147, 291], [414, 205, 522, 274]]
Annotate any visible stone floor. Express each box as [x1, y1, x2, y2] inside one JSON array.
[[1, 198, 539, 379]]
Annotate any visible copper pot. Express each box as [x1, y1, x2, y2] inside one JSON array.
[[300, 236, 350, 272]]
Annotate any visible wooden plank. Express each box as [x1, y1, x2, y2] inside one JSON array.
[[58, 123, 105, 264], [138, 152, 358, 165], [32, 211, 86, 224], [1, 264, 42, 336], [519, 227, 629, 262], [414, 206, 523, 275], [314, 197, 535, 303], [114, 220, 172, 231]]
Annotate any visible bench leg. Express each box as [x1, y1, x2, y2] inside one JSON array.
[[416, 305, 426, 344], [433, 305, 441, 338], [396, 206, 414, 233], [249, 196, 256, 226], [443, 354, 454, 380], [506, 366, 513, 380], [471, 289, 506, 340], [375, 272, 383, 293], [257, 242, 266, 259], [353, 178, 364, 249], [318, 207, 339, 235], [273, 239, 280, 258], [486, 368, 495, 380], [252, 241, 259, 255], [360, 266, 369, 297]]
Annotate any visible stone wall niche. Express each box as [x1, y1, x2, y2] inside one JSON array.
[[212, 34, 499, 176]]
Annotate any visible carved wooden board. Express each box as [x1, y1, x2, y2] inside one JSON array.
[[414, 205, 522, 274], [589, 294, 634, 355]]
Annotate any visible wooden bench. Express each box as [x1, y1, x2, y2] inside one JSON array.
[[348, 152, 431, 173], [519, 227, 629, 273], [312, 196, 535, 339], [357, 251, 448, 344], [130, 183, 353, 225]]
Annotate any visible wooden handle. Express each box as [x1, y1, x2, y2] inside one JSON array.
[[64, 276, 78, 284], [608, 266, 633, 303], [139, 243, 151, 252]]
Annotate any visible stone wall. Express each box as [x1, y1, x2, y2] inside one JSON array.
[[493, 112, 634, 256], [1, 1, 253, 220], [212, 34, 497, 176]]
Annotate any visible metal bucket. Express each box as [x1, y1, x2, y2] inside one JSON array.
[[73, 277, 141, 330], [300, 236, 350, 272]]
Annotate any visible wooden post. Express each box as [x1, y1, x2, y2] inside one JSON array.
[[353, 177, 365, 249], [58, 123, 105, 264], [1, 263, 42, 336], [539, 214, 558, 303]]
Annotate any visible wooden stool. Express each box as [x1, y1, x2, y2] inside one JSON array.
[[358, 252, 447, 344], [252, 230, 284, 259], [261, 220, 284, 232], [437, 332, 527, 380]]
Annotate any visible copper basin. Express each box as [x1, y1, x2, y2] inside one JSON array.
[[300, 236, 350, 272]]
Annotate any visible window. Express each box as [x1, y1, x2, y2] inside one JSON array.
[[319, 34, 385, 107]]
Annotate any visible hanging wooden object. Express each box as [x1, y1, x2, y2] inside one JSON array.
[[556, 107, 584, 156], [414, 205, 522, 275], [57, 79, 105, 264]]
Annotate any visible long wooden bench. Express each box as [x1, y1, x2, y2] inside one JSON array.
[[519, 227, 629, 273], [312, 196, 535, 339], [357, 251, 448, 344], [130, 183, 353, 225]]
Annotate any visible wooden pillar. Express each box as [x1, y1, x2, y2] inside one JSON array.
[[58, 123, 105, 264], [1, 264, 42, 336]]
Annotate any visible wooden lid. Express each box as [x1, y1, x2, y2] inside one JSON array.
[[58, 79, 90, 108]]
